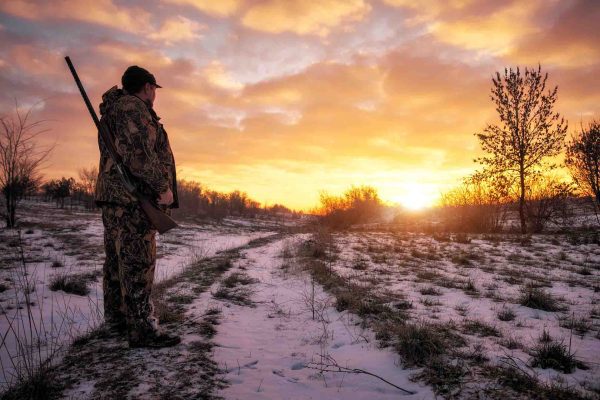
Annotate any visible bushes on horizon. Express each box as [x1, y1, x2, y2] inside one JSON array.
[[317, 185, 384, 229], [524, 174, 574, 233], [439, 173, 511, 233], [440, 172, 574, 233]]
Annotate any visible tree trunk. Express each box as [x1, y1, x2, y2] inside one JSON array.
[[5, 193, 16, 228], [519, 167, 527, 234], [9, 198, 16, 228]]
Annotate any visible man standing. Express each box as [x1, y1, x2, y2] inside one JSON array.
[[95, 66, 180, 348]]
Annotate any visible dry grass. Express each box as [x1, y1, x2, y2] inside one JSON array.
[[497, 306, 516, 321], [530, 330, 586, 373], [48, 272, 95, 296], [518, 284, 566, 311]]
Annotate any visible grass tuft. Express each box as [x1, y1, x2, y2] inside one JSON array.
[[462, 319, 501, 337], [48, 273, 90, 296], [213, 272, 257, 306], [518, 284, 565, 312], [530, 331, 586, 373], [497, 306, 516, 321], [420, 286, 442, 296], [393, 321, 466, 367]]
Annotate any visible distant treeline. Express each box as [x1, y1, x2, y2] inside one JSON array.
[[172, 179, 300, 220], [36, 168, 300, 221]]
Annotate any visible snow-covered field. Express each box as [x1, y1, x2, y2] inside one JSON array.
[[209, 236, 433, 399], [0, 201, 598, 399], [324, 230, 600, 397], [0, 200, 275, 390]]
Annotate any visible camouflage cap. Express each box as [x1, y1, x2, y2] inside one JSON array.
[[121, 65, 162, 92]]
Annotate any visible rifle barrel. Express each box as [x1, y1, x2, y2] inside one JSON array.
[[64, 56, 102, 131]]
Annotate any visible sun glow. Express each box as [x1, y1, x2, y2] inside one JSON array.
[[393, 183, 438, 211]]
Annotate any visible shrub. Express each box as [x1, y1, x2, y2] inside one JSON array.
[[317, 185, 384, 229], [438, 174, 511, 233]]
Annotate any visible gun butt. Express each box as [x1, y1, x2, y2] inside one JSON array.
[[139, 198, 178, 234]]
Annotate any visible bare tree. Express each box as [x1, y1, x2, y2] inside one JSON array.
[[565, 120, 600, 215], [77, 165, 98, 209], [0, 104, 52, 228], [475, 65, 567, 233]]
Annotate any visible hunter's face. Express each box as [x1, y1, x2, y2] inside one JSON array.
[[146, 83, 156, 106]]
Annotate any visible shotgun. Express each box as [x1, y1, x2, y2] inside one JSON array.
[[64, 56, 178, 234]]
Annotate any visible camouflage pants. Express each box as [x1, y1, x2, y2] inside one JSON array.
[[101, 203, 158, 343]]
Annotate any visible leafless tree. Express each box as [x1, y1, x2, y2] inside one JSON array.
[[77, 165, 98, 209], [475, 65, 567, 233], [0, 103, 53, 228], [565, 120, 600, 216]]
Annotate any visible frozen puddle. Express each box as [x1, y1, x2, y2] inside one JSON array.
[[210, 237, 433, 399]]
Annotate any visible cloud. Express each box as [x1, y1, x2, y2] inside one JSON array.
[[202, 60, 244, 90], [149, 16, 206, 44], [430, 1, 542, 55], [241, 0, 371, 36], [164, 0, 242, 17], [508, 0, 600, 67], [0, 0, 151, 34], [383, 0, 546, 56]]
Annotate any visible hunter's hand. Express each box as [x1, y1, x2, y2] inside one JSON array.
[[158, 189, 173, 205]]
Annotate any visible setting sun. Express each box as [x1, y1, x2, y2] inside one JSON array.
[[390, 183, 438, 211]]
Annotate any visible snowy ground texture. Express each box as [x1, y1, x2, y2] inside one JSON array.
[[0, 201, 598, 399], [0, 200, 276, 392]]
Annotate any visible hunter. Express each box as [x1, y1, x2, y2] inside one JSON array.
[[95, 65, 180, 348]]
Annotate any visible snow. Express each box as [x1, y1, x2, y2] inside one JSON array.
[[0, 200, 274, 389], [330, 231, 600, 394], [1, 200, 598, 398], [196, 236, 434, 399]]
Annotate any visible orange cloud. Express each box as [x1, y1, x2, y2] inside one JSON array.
[[430, 1, 541, 55], [165, 0, 242, 17], [202, 61, 244, 91], [241, 0, 371, 36], [149, 16, 206, 44]]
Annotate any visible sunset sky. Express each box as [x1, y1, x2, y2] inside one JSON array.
[[0, 0, 598, 210]]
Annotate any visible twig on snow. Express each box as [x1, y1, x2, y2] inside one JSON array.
[[306, 353, 416, 395]]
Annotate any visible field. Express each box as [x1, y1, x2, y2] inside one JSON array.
[[0, 201, 599, 399]]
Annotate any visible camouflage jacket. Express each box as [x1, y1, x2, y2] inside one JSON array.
[[95, 86, 179, 208]]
